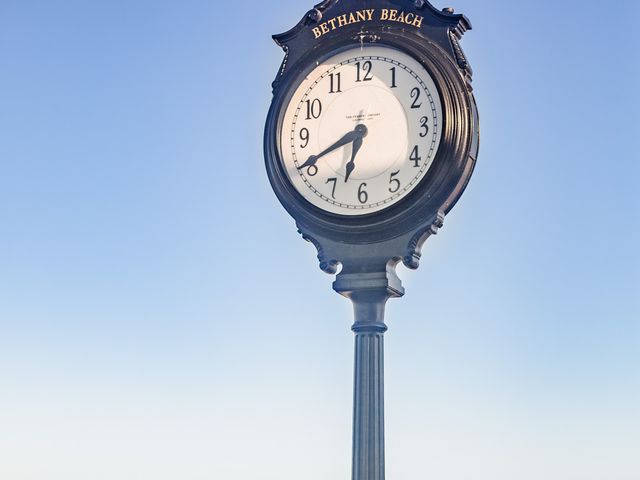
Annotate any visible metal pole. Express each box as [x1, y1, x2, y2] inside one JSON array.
[[334, 266, 403, 480], [350, 290, 389, 480]]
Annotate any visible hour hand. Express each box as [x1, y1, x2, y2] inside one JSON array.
[[344, 136, 363, 182]]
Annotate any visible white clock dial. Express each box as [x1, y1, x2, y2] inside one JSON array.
[[279, 45, 443, 216]]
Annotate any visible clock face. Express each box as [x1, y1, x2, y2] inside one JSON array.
[[279, 45, 443, 216]]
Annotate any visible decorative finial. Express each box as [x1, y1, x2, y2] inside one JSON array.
[[306, 8, 321, 24]]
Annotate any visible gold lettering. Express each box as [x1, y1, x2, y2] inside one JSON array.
[[412, 14, 423, 28], [405, 13, 415, 25], [389, 9, 398, 21], [397, 11, 405, 23], [310, 9, 382, 40]]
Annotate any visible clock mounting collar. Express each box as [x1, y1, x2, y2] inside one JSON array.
[[271, 0, 472, 93]]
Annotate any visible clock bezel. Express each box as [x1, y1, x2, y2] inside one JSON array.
[[265, 31, 477, 244]]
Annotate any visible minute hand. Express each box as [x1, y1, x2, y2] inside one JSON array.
[[298, 126, 366, 169]]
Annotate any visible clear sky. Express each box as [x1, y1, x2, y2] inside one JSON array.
[[0, 1, 638, 479]]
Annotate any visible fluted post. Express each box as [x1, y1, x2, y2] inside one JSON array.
[[334, 267, 403, 480], [351, 291, 387, 480]]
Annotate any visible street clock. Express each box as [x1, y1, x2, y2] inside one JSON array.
[[264, 1, 478, 478]]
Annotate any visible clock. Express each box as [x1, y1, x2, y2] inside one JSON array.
[[264, 0, 478, 249], [280, 45, 443, 215], [263, 3, 479, 478]]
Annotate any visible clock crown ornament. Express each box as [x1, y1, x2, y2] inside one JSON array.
[[271, 0, 473, 91]]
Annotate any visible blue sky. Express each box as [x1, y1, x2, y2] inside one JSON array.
[[0, 1, 638, 479]]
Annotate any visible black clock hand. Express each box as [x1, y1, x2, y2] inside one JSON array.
[[344, 136, 363, 183], [298, 124, 368, 169]]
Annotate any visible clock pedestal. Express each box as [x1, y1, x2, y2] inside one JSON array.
[[296, 209, 444, 480], [335, 277, 402, 480]]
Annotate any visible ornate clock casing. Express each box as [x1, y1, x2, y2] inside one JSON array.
[[264, 0, 479, 287]]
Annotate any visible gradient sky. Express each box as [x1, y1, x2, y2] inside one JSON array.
[[0, 1, 638, 479]]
